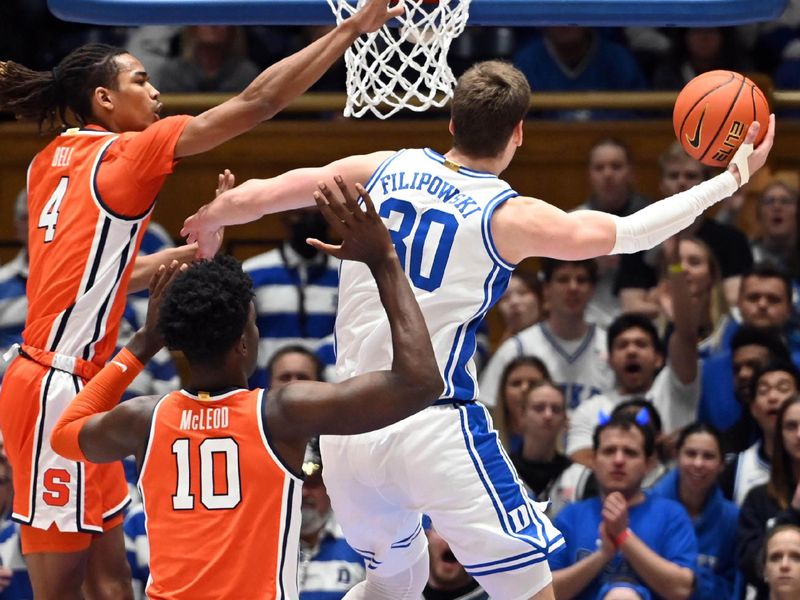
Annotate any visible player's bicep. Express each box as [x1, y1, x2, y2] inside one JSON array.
[[492, 198, 616, 263]]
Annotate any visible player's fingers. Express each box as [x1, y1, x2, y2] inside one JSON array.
[[355, 183, 379, 217], [313, 191, 350, 238], [387, 0, 404, 19], [317, 183, 353, 228], [743, 120, 760, 145], [759, 113, 776, 150], [334, 175, 365, 220]]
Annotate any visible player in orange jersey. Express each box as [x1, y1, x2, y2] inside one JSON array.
[[0, 2, 403, 597], [50, 182, 443, 600]]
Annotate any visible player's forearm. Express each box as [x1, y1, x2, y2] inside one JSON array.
[[372, 254, 443, 402], [620, 534, 694, 600], [552, 552, 611, 599], [194, 173, 317, 232], [50, 348, 145, 462], [128, 245, 197, 293], [611, 172, 739, 254]]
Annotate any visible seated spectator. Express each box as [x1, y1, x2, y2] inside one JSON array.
[[494, 270, 542, 348], [721, 362, 800, 506], [598, 580, 653, 600], [298, 439, 365, 599], [575, 139, 651, 326], [738, 393, 800, 597], [491, 356, 552, 453], [762, 524, 800, 600], [568, 308, 699, 466], [267, 344, 325, 390], [550, 412, 697, 600], [480, 259, 612, 413], [513, 27, 647, 121], [700, 327, 792, 445], [751, 179, 798, 273], [699, 266, 800, 433], [654, 237, 728, 355], [650, 423, 739, 599], [511, 382, 593, 516], [610, 399, 669, 488], [243, 208, 339, 388], [651, 27, 752, 90], [617, 143, 753, 314], [156, 25, 260, 92], [423, 520, 489, 600]]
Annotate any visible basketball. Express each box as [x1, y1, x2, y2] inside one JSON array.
[[673, 70, 769, 168]]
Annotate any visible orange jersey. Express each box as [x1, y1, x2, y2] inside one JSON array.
[[23, 116, 191, 367], [139, 388, 303, 600]]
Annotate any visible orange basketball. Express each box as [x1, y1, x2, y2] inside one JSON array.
[[673, 70, 769, 168]]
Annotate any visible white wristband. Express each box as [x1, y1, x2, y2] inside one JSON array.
[[730, 142, 753, 186]]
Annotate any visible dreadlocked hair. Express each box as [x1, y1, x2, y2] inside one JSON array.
[[159, 255, 255, 366], [0, 44, 127, 132]]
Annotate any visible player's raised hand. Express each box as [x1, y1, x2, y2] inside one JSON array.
[[182, 169, 234, 259], [350, 0, 405, 34], [138, 261, 186, 358], [308, 176, 396, 269], [727, 113, 775, 185]]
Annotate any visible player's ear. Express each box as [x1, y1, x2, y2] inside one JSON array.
[[512, 120, 523, 147], [93, 86, 114, 112], [448, 119, 455, 136]]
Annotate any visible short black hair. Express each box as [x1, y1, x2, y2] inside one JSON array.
[[750, 359, 800, 401], [540, 258, 598, 285], [592, 412, 656, 457], [741, 263, 793, 304], [606, 313, 662, 355], [267, 344, 324, 382], [159, 255, 255, 365], [731, 325, 790, 361]]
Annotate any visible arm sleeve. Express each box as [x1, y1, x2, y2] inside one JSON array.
[[661, 504, 699, 571], [611, 172, 739, 255], [96, 115, 193, 218], [50, 348, 145, 461]]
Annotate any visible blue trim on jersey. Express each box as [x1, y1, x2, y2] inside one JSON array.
[[390, 521, 423, 549], [449, 268, 511, 401], [422, 148, 497, 179], [540, 323, 597, 364], [481, 189, 519, 271], [457, 403, 561, 553], [467, 552, 550, 577], [364, 150, 407, 194], [352, 547, 383, 570]]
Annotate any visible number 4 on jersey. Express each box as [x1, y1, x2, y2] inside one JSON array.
[[38, 176, 68, 243]]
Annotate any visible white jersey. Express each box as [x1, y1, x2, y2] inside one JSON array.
[[335, 148, 517, 402]]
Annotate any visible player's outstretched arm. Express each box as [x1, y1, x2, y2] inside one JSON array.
[[128, 243, 198, 293], [172, 0, 403, 158], [266, 178, 443, 440], [493, 116, 775, 265], [50, 262, 183, 464], [182, 153, 388, 258]]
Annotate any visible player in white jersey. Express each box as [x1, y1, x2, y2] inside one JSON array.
[[182, 62, 775, 600]]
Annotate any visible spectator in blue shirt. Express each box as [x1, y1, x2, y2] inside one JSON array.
[[513, 27, 647, 121], [549, 411, 697, 600], [650, 423, 739, 599]]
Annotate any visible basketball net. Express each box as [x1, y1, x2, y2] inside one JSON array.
[[327, 0, 471, 119]]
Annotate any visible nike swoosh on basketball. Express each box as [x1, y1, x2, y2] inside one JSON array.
[[686, 106, 708, 149], [110, 360, 128, 373]]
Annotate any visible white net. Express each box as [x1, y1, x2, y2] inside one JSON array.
[[327, 0, 471, 119]]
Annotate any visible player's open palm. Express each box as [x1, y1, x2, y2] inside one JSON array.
[[140, 261, 185, 356], [309, 176, 396, 269]]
